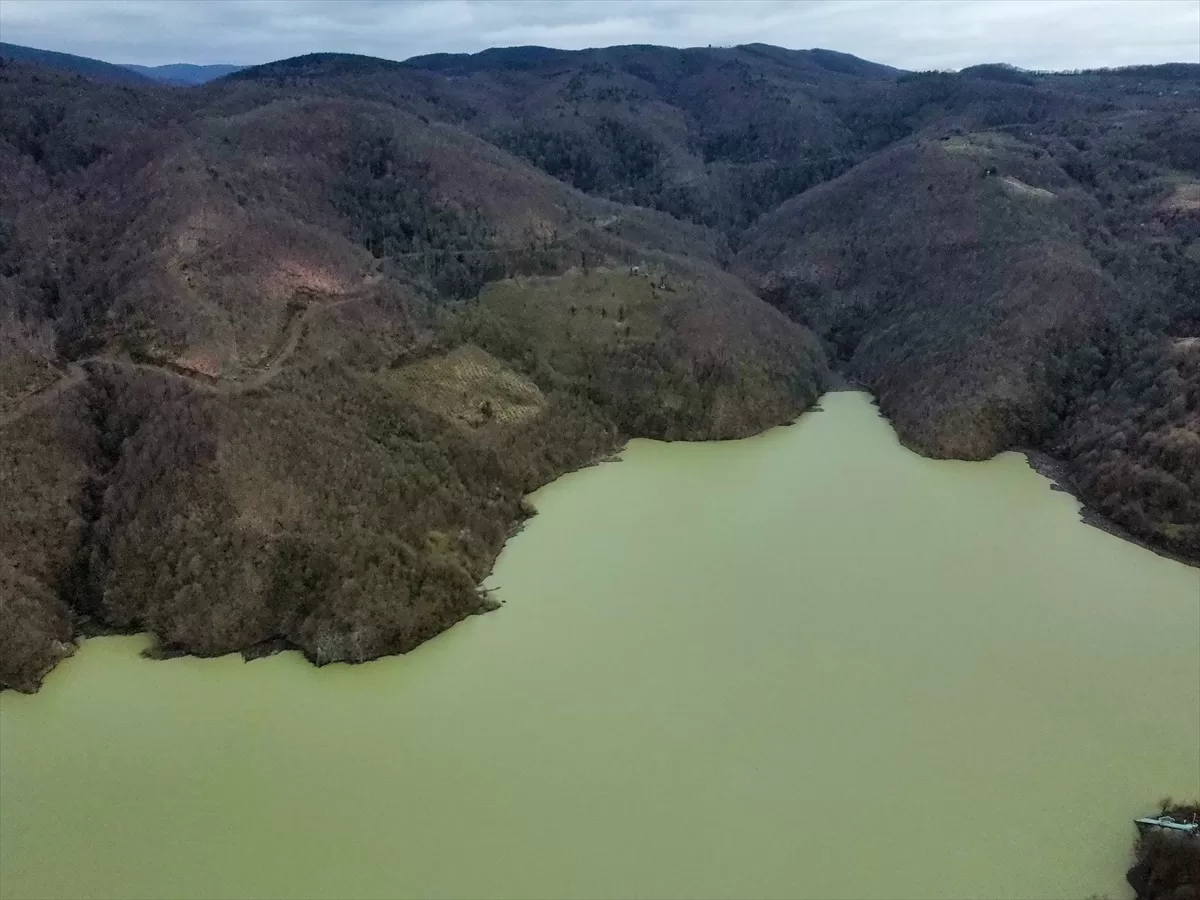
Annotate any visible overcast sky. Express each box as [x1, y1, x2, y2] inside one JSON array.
[[1, 0, 1197, 70]]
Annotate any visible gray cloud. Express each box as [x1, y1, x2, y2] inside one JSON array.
[[1, 0, 1197, 70]]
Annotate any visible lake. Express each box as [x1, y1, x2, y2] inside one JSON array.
[[2, 391, 1197, 899]]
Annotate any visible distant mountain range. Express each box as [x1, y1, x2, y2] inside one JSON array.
[[0, 41, 156, 85], [121, 63, 243, 85], [0, 43, 240, 85]]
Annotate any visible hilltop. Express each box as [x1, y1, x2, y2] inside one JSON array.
[[738, 135, 1113, 459], [2, 43, 1199, 691], [0, 43, 241, 85], [0, 42, 158, 86], [0, 52, 826, 691]]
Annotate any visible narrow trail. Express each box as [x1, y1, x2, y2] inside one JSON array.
[[0, 363, 86, 430], [1, 235, 606, 430], [234, 293, 357, 392], [0, 295, 359, 430]]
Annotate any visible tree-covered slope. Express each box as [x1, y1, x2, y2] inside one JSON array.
[[737, 123, 1200, 559], [0, 43, 158, 86], [0, 55, 827, 691], [737, 135, 1113, 458], [3, 44, 1198, 690]]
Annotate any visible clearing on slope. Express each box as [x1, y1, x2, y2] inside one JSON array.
[[381, 344, 545, 430]]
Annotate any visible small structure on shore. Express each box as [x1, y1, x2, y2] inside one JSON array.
[[1135, 814, 1200, 836]]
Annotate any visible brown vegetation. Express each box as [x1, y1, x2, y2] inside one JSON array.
[[0, 52, 824, 691], [737, 137, 1111, 458], [737, 121, 1200, 559], [1, 46, 1198, 692]]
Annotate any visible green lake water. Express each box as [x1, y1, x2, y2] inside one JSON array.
[[2, 391, 1197, 899]]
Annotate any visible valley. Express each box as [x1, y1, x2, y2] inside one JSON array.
[[1, 34, 1198, 900], [1, 42, 1197, 691], [2, 392, 1196, 900]]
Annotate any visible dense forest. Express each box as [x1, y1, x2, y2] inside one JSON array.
[[1, 42, 1198, 693]]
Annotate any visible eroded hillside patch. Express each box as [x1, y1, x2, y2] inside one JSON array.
[[1000, 175, 1056, 200], [1160, 182, 1200, 213]]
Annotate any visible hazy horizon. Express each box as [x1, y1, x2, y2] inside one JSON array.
[[1, 0, 1197, 71]]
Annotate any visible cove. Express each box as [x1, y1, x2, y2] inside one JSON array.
[[1, 391, 1197, 900]]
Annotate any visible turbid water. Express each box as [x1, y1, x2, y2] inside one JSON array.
[[1, 392, 1197, 899]]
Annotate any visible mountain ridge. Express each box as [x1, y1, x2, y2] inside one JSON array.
[[1, 42, 1198, 693], [10, 37, 1200, 85], [0, 41, 158, 85]]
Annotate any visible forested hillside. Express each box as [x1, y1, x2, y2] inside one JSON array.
[[0, 51, 826, 691], [0, 42, 158, 86], [735, 76, 1200, 559], [1, 44, 1198, 691]]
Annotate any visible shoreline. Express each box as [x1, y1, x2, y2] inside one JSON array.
[[824, 372, 1197, 571], [7, 387, 1194, 696], [1021, 448, 1199, 570]]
